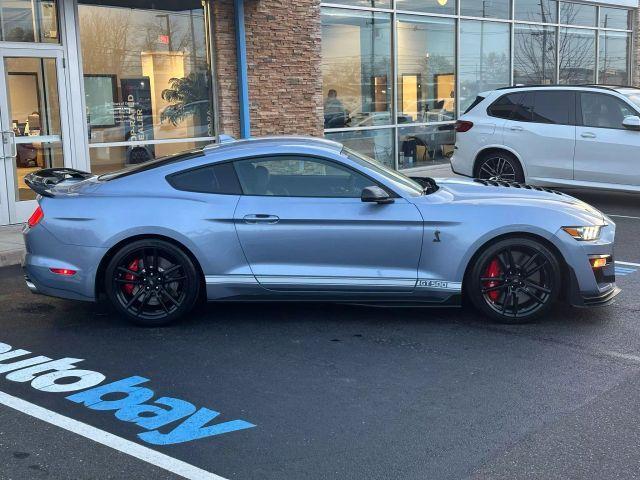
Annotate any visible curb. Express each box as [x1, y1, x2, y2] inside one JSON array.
[[0, 249, 24, 268]]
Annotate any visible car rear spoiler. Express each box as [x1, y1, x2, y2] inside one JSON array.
[[24, 168, 93, 198]]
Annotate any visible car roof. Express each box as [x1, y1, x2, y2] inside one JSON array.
[[98, 136, 345, 182], [494, 84, 640, 94], [203, 136, 343, 155]]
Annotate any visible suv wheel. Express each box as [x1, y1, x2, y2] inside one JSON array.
[[476, 151, 524, 183], [467, 238, 561, 324], [105, 239, 200, 326]]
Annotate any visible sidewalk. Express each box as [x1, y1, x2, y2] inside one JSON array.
[[399, 161, 464, 179], [0, 224, 24, 268]]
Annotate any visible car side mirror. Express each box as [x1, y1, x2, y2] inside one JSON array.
[[361, 186, 394, 204], [622, 115, 640, 131]]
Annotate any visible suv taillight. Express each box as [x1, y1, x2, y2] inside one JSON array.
[[27, 206, 44, 228], [455, 120, 474, 133]]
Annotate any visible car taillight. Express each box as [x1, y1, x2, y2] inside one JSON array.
[[50, 268, 77, 276], [455, 120, 474, 133], [27, 206, 44, 228]]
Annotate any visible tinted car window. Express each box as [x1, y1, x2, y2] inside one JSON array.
[[510, 92, 534, 122], [580, 92, 636, 129], [487, 93, 523, 119], [233, 156, 373, 198], [531, 91, 573, 125], [167, 162, 242, 194]]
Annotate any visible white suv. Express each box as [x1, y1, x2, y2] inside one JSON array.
[[451, 85, 640, 192]]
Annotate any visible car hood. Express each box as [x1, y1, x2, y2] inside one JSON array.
[[427, 178, 607, 225]]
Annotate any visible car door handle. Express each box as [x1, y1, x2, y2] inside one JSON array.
[[581, 132, 597, 139], [509, 125, 524, 132], [243, 214, 280, 225]]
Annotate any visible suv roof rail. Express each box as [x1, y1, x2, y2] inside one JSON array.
[[494, 84, 637, 92]]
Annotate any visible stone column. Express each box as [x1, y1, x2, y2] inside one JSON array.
[[211, 0, 324, 138]]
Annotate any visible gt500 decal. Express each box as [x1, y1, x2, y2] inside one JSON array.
[[416, 280, 462, 292], [0, 341, 255, 445]]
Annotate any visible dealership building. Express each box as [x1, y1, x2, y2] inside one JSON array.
[[0, 0, 637, 225]]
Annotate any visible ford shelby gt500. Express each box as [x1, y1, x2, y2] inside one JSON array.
[[22, 137, 619, 326]]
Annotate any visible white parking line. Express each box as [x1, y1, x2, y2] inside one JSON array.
[[0, 390, 228, 480], [617, 261, 640, 268], [607, 214, 640, 221]]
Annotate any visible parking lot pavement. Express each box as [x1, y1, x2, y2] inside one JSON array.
[[1, 191, 640, 480]]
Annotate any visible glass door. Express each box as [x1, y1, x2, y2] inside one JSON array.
[[0, 48, 70, 224]]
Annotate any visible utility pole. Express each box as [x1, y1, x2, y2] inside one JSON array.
[[540, 0, 548, 83]]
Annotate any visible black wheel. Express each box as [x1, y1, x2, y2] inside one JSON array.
[[127, 147, 152, 165], [476, 151, 524, 183], [467, 238, 561, 324], [105, 240, 200, 326]]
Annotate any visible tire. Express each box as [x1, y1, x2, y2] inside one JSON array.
[[127, 147, 152, 165], [104, 239, 200, 327], [466, 238, 562, 324], [475, 151, 525, 183]]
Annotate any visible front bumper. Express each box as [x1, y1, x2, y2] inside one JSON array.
[[580, 286, 622, 307], [568, 270, 621, 308], [557, 222, 621, 308]]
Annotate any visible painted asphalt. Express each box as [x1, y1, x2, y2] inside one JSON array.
[[0, 188, 640, 479]]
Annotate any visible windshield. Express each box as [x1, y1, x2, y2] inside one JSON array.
[[617, 88, 640, 110], [342, 147, 424, 196]]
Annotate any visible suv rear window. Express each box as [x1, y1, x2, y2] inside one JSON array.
[[487, 93, 524, 119], [488, 90, 575, 125], [464, 95, 485, 114]]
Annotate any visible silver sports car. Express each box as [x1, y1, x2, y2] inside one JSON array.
[[23, 136, 619, 326]]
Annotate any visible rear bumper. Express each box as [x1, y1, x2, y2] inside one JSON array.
[[22, 224, 105, 302]]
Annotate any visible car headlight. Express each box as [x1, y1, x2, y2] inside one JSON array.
[[562, 225, 603, 241]]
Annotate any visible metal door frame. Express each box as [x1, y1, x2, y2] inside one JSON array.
[[0, 46, 72, 224]]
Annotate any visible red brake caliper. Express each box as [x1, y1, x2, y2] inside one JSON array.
[[122, 259, 139, 296], [483, 258, 502, 302]]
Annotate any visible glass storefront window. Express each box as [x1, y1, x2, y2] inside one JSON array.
[[325, 129, 394, 168], [88, 140, 211, 176], [515, 0, 558, 23], [459, 20, 510, 113], [559, 28, 596, 84], [395, 0, 456, 16], [78, 0, 212, 171], [600, 7, 630, 30], [0, 0, 59, 43], [325, 0, 391, 8], [599, 31, 630, 85], [321, 8, 392, 129], [461, 0, 510, 19], [559, 2, 596, 27], [514, 24, 557, 85], [397, 124, 454, 169], [320, 2, 633, 172], [397, 15, 455, 124]]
